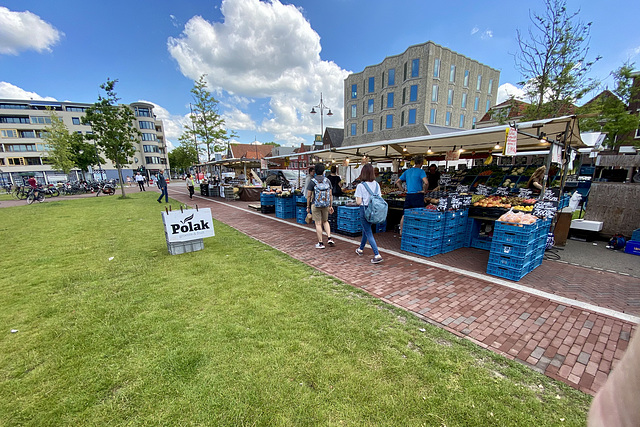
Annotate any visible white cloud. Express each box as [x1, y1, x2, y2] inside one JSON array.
[[167, 0, 349, 145], [223, 107, 257, 131], [496, 83, 528, 104], [629, 45, 640, 58], [481, 30, 493, 40], [471, 27, 479, 35], [0, 81, 57, 100], [0, 6, 63, 55]]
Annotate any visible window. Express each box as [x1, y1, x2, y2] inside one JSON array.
[[135, 107, 151, 117], [143, 145, 160, 153], [488, 79, 494, 94], [388, 68, 395, 86], [351, 84, 358, 99], [402, 88, 406, 104], [459, 114, 465, 128], [472, 117, 477, 128], [145, 156, 163, 164], [1, 129, 18, 138], [387, 92, 394, 108], [486, 99, 491, 112], [141, 133, 157, 141], [461, 93, 467, 108], [381, 71, 385, 88], [476, 75, 482, 91], [447, 89, 454, 105], [445, 111, 451, 126], [351, 104, 357, 118], [401, 111, 405, 126], [410, 85, 418, 102], [380, 116, 383, 130], [25, 157, 41, 166], [367, 119, 373, 133], [403, 62, 407, 80], [30, 116, 51, 124], [350, 123, 356, 136], [463, 70, 469, 87], [6, 144, 36, 152], [19, 130, 36, 138], [449, 65, 456, 82], [139, 121, 155, 129], [0, 103, 28, 110], [367, 99, 374, 113], [386, 114, 393, 129], [8, 157, 25, 165], [381, 95, 384, 110], [411, 58, 420, 77], [368, 77, 375, 93], [431, 85, 438, 102], [429, 109, 436, 124], [65, 106, 86, 112], [1, 116, 30, 124], [433, 58, 440, 78], [474, 97, 479, 111], [408, 109, 416, 124], [72, 117, 80, 125]]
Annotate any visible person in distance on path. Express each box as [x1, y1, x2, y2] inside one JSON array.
[[135, 172, 145, 191], [156, 172, 168, 204], [186, 173, 195, 199]]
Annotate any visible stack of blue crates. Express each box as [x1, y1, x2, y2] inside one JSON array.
[[400, 209, 444, 257], [558, 193, 571, 209], [275, 195, 295, 219], [337, 206, 361, 235], [487, 218, 549, 281], [441, 209, 468, 253], [295, 195, 307, 224], [260, 193, 276, 214], [373, 220, 387, 233]]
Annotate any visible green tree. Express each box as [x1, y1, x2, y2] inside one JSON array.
[[83, 79, 140, 197], [69, 136, 104, 179], [263, 141, 280, 147], [168, 143, 199, 174], [514, 0, 600, 120], [42, 111, 76, 175], [580, 63, 640, 149], [182, 75, 235, 162]]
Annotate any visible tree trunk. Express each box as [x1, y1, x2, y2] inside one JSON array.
[[116, 164, 126, 198]]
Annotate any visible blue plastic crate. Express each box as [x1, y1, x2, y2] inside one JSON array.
[[337, 205, 360, 219], [295, 195, 307, 204], [296, 214, 307, 224], [338, 217, 362, 233], [401, 240, 441, 257], [441, 240, 463, 253], [631, 229, 640, 242], [401, 234, 440, 249], [488, 252, 530, 269], [490, 240, 535, 258], [403, 223, 444, 238], [373, 221, 387, 233], [494, 220, 538, 235], [493, 226, 538, 246], [260, 193, 276, 206], [471, 237, 493, 251], [625, 240, 640, 256], [405, 209, 443, 221], [275, 210, 295, 219], [486, 261, 533, 281]]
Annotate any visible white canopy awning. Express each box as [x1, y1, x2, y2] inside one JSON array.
[[266, 115, 584, 163]]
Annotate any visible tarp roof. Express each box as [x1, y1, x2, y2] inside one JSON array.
[[266, 115, 584, 163]]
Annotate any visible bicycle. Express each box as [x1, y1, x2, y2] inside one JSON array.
[[26, 187, 45, 204]]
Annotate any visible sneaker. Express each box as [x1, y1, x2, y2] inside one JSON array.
[[327, 238, 335, 246], [371, 255, 383, 264], [355, 248, 363, 256], [315, 242, 325, 249]]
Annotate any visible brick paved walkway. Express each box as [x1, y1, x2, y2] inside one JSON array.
[[169, 187, 639, 395]]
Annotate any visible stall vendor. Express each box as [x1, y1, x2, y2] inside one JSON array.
[[527, 165, 546, 194], [426, 164, 441, 191]]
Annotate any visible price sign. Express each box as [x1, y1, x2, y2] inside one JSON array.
[[495, 186, 510, 196], [461, 195, 473, 207], [439, 174, 452, 186], [448, 194, 464, 211], [518, 188, 533, 198], [533, 200, 558, 218], [542, 188, 560, 202], [456, 184, 469, 193], [437, 197, 449, 211], [475, 184, 491, 196]]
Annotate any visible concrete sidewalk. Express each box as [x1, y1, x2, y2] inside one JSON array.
[[165, 189, 637, 396]]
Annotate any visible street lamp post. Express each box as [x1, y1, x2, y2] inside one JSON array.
[[310, 92, 333, 144]]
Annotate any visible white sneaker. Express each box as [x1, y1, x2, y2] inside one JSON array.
[[355, 248, 363, 256], [316, 242, 325, 249], [371, 255, 383, 264]]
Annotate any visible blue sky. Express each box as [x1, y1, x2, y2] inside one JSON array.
[[1, 0, 639, 149]]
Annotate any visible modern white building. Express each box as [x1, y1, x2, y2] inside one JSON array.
[[343, 41, 500, 147], [0, 99, 169, 185]]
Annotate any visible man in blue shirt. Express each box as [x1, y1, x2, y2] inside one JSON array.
[[395, 156, 429, 235]]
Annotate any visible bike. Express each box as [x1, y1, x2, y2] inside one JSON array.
[[26, 188, 45, 204]]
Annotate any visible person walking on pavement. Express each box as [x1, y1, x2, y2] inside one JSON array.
[[186, 173, 195, 199], [395, 155, 429, 236], [306, 163, 335, 249], [156, 172, 168, 203], [135, 172, 145, 191], [355, 163, 383, 264]]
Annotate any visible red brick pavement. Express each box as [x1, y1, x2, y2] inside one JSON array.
[[170, 188, 639, 395]]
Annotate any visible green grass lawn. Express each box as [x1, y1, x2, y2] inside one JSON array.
[[0, 194, 592, 426]]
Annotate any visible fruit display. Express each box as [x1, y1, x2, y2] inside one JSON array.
[[497, 211, 539, 225], [512, 205, 534, 212], [473, 195, 512, 209]]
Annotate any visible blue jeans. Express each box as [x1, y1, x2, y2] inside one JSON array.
[[157, 186, 168, 203], [359, 205, 379, 256]]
